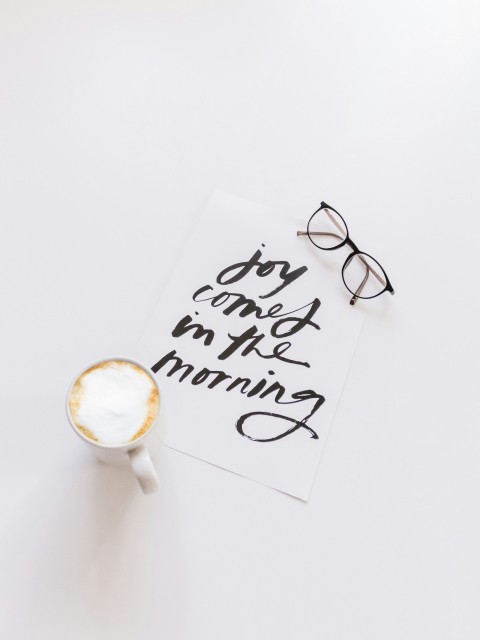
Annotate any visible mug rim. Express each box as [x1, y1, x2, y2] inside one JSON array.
[[65, 356, 161, 450]]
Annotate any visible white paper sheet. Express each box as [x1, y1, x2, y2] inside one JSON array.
[[135, 191, 365, 500]]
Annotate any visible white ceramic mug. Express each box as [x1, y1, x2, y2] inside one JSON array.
[[66, 357, 164, 495]]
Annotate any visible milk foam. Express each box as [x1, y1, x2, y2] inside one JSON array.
[[69, 361, 159, 445]]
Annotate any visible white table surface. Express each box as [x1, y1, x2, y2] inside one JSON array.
[[1, 2, 479, 639]]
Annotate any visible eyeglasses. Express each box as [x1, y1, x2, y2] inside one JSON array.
[[297, 202, 395, 305]]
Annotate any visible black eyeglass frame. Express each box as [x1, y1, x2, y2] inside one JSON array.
[[299, 201, 395, 305]]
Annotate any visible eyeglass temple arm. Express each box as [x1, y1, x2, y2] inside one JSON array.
[[360, 257, 385, 288], [324, 208, 346, 236], [297, 230, 345, 242], [349, 270, 369, 306]]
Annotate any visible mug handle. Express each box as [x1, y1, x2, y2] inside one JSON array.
[[128, 446, 160, 494]]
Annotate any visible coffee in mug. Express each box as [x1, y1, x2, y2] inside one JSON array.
[[66, 358, 162, 494], [68, 360, 159, 445]]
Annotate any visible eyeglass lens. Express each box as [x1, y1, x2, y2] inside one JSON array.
[[342, 252, 387, 299], [307, 207, 347, 249]]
